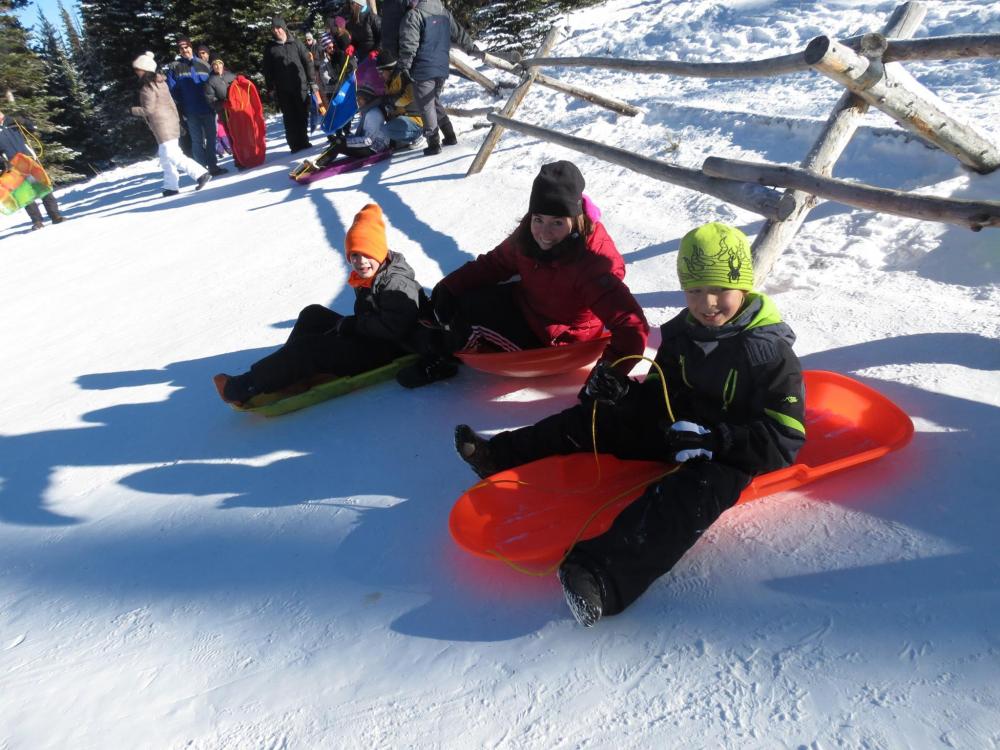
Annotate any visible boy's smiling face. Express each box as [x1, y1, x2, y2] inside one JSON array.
[[684, 287, 746, 328], [349, 252, 380, 279]]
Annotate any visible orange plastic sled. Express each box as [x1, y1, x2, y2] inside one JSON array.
[[449, 370, 914, 566], [455, 334, 611, 378]]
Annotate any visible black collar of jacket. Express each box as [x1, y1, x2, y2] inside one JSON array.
[[522, 230, 586, 264]]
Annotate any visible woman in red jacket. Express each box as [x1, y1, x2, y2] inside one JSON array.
[[397, 160, 649, 387]]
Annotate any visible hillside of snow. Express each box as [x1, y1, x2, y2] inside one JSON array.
[[2, 0, 999, 747]]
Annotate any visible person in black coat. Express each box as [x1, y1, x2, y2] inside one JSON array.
[[344, 0, 381, 59], [262, 16, 319, 153], [0, 109, 63, 230], [455, 223, 807, 627], [215, 203, 428, 404]]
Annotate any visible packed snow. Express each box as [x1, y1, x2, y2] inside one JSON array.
[[2, 0, 999, 747]]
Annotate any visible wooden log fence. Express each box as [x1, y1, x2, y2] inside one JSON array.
[[518, 33, 1000, 77], [477, 50, 639, 117], [461, 1, 999, 286], [804, 34, 1000, 173], [750, 1, 927, 283], [467, 26, 564, 176], [703, 157, 1000, 230], [486, 113, 795, 221]]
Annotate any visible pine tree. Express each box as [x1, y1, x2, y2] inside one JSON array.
[[0, 0, 78, 181], [79, 0, 174, 158], [58, 1, 85, 61], [33, 8, 110, 177]]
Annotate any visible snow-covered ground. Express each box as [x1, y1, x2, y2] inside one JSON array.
[[2, 1, 999, 747]]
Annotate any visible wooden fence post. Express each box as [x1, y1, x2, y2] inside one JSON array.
[[805, 34, 1000, 173], [466, 25, 563, 176], [751, 1, 926, 286], [487, 114, 795, 221]]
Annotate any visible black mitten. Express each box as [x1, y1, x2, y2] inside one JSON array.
[[582, 361, 630, 405]]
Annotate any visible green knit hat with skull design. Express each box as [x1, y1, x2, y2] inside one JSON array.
[[676, 222, 754, 292]]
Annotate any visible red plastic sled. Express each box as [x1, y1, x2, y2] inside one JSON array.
[[455, 334, 611, 378], [449, 370, 914, 566], [225, 76, 266, 168]]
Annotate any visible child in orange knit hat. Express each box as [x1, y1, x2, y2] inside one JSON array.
[[215, 203, 427, 405]]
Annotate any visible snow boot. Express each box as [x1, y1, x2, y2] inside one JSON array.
[[214, 372, 260, 406], [454, 424, 499, 479], [558, 562, 605, 628], [30, 220, 44, 231], [162, 189, 179, 197], [196, 172, 212, 190], [422, 133, 442, 156], [439, 119, 458, 146], [395, 353, 458, 388]]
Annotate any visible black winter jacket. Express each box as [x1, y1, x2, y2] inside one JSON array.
[[262, 35, 317, 98], [379, 0, 409, 58], [353, 250, 424, 345], [629, 293, 806, 476], [345, 11, 382, 59], [397, 0, 475, 81], [205, 70, 236, 112]]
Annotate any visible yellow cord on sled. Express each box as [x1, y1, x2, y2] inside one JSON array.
[[468, 354, 679, 576]]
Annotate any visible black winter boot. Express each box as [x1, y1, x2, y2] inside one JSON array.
[[439, 118, 458, 146], [214, 372, 260, 405], [558, 561, 605, 627], [422, 133, 442, 156], [454, 425, 499, 478]]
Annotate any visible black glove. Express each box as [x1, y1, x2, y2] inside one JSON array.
[[336, 315, 356, 337], [662, 421, 718, 462], [430, 283, 458, 327], [581, 360, 630, 405]]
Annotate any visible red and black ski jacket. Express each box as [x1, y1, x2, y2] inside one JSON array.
[[440, 222, 649, 374]]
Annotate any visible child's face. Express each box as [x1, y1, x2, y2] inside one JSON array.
[[349, 252, 380, 279], [684, 287, 746, 328], [529, 214, 574, 251]]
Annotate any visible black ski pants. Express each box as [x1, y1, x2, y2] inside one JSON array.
[[250, 304, 404, 392], [275, 88, 311, 151], [488, 401, 751, 616]]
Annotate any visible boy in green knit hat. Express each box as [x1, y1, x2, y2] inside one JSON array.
[[454, 222, 806, 627]]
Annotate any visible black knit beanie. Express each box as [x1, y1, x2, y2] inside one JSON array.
[[528, 161, 585, 217]]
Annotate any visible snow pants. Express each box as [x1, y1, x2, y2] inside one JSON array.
[[157, 139, 207, 191], [275, 89, 311, 151], [411, 77, 453, 139], [486, 401, 751, 616], [249, 304, 406, 392]]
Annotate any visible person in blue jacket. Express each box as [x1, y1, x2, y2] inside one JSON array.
[[165, 36, 226, 176]]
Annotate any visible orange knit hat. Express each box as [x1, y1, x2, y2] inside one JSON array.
[[345, 203, 388, 265]]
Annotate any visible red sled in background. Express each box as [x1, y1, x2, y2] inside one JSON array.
[[225, 76, 266, 168]]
